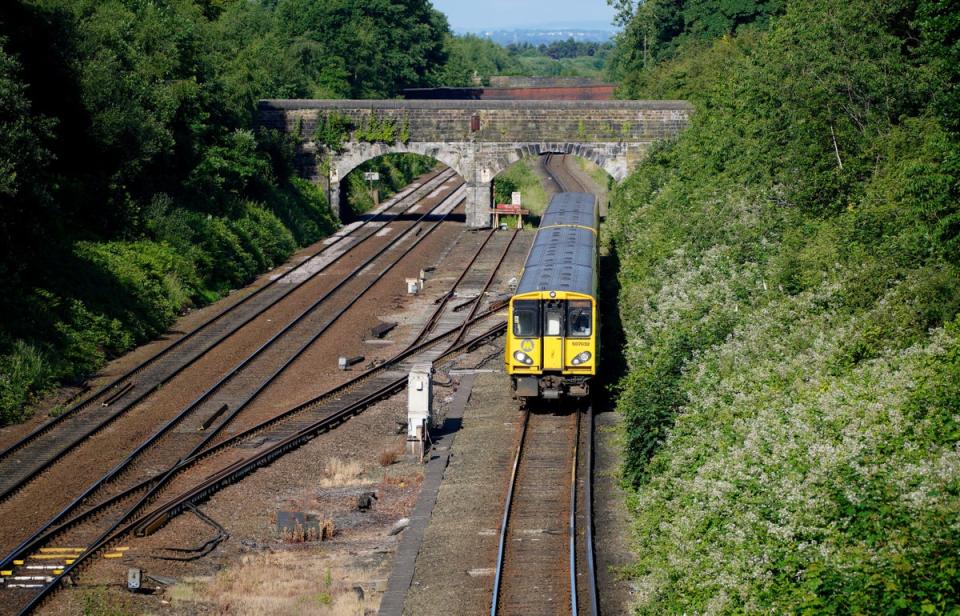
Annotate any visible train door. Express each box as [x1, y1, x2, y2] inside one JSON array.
[[542, 300, 565, 370]]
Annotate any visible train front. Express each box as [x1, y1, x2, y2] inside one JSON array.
[[506, 290, 596, 399]]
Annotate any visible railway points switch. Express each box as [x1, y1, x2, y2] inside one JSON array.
[[407, 363, 433, 457]]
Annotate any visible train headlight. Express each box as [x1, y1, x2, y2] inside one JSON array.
[[513, 350, 533, 365], [570, 351, 592, 365]]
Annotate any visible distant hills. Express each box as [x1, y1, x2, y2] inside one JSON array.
[[455, 28, 617, 45]]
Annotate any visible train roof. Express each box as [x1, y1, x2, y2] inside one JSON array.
[[516, 224, 596, 297], [539, 192, 597, 229]]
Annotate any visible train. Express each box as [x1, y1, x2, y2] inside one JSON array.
[[505, 191, 599, 400]]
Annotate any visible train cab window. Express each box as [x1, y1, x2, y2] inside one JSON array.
[[512, 300, 540, 337], [567, 300, 592, 337], [544, 301, 564, 336]]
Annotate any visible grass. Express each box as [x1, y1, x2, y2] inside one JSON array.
[[575, 157, 612, 209], [168, 551, 372, 616], [320, 457, 368, 487], [493, 159, 549, 216], [377, 447, 403, 467], [81, 588, 133, 616]]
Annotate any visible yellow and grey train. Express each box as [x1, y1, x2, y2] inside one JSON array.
[[505, 192, 599, 400]]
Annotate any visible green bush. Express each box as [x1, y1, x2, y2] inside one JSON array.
[[0, 341, 49, 424], [0, 182, 332, 425], [493, 159, 548, 215], [0, 0, 443, 425], [609, 0, 960, 612], [265, 177, 337, 246], [343, 154, 437, 216], [312, 112, 353, 153]]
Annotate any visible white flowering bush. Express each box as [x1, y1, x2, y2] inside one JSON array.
[[624, 277, 959, 613], [607, 3, 960, 611]]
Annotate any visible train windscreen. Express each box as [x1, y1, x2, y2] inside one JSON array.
[[512, 300, 540, 337], [567, 300, 592, 337]]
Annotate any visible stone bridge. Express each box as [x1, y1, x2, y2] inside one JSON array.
[[257, 99, 693, 227]]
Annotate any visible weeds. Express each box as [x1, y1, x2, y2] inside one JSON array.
[[377, 447, 403, 467], [320, 457, 366, 487], [81, 588, 132, 616]]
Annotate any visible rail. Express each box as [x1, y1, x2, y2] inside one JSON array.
[[10, 216, 518, 614], [15, 319, 508, 615], [491, 405, 598, 616], [0, 178, 465, 573], [544, 154, 589, 193], [490, 410, 529, 616], [0, 169, 458, 502]]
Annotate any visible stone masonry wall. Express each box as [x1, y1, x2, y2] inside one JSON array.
[[258, 99, 691, 145]]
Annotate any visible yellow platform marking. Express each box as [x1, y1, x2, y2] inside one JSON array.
[[53, 569, 63, 575], [1, 571, 11, 576], [102, 553, 124, 559], [114, 547, 129, 552], [13, 560, 23, 565], [28, 554, 70, 560], [39, 547, 84, 553], [65, 559, 75, 565]]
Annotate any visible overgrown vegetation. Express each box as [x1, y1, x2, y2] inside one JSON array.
[[0, 0, 452, 424], [608, 0, 960, 612], [343, 154, 437, 217], [494, 160, 548, 216], [81, 587, 132, 616], [313, 112, 412, 154]]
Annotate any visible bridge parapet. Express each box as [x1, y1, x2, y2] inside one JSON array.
[[258, 99, 693, 226]]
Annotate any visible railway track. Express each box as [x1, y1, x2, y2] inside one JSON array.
[[577, 404, 599, 616], [0, 167, 459, 504], [544, 154, 589, 193], [3, 218, 520, 614], [489, 154, 597, 615], [491, 405, 597, 616], [0, 175, 465, 570]]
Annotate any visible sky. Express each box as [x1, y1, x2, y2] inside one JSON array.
[[431, 0, 618, 31]]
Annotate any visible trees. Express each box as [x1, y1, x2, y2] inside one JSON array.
[[274, 0, 448, 98], [0, 0, 453, 423], [0, 39, 57, 286], [607, 0, 784, 80], [440, 34, 519, 86]]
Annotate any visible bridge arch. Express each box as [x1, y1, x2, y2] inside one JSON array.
[[483, 143, 624, 182], [332, 141, 623, 184], [332, 142, 467, 183]]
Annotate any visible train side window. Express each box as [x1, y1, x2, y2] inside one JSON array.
[[545, 302, 563, 336], [567, 300, 592, 337], [512, 300, 540, 337]]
